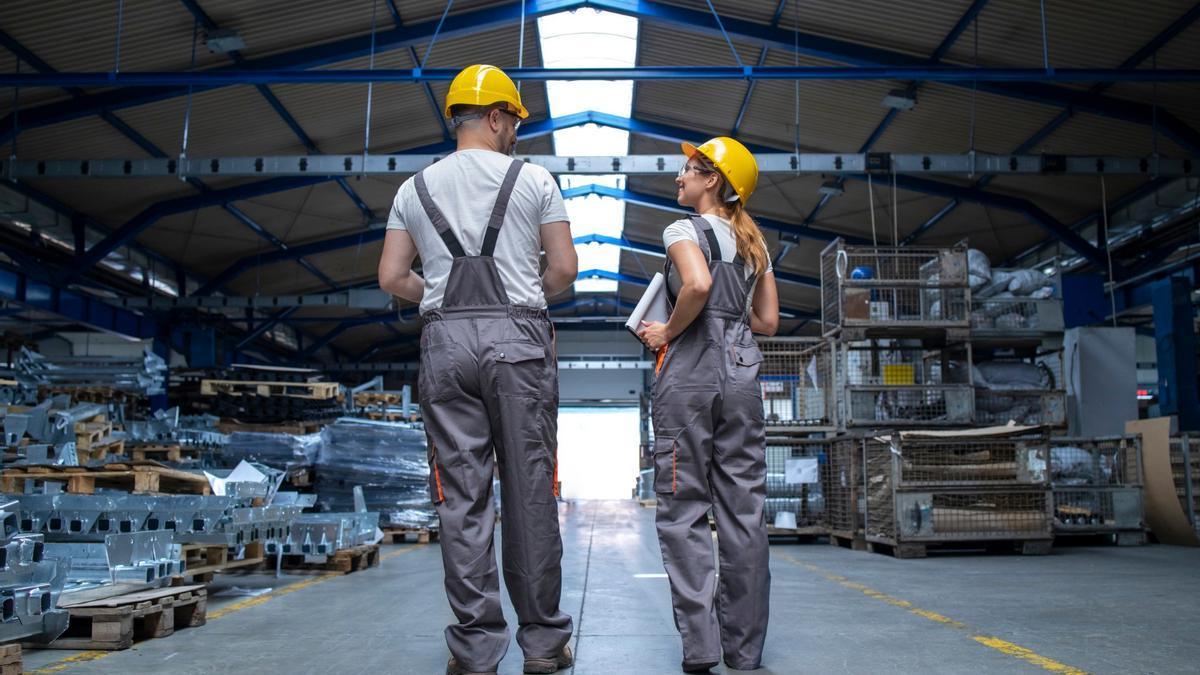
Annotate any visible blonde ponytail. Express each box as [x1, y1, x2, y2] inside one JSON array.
[[725, 201, 769, 277]]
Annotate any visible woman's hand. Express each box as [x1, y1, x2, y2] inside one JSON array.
[[637, 321, 671, 351]]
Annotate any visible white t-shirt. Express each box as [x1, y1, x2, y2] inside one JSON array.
[[662, 214, 772, 297], [387, 149, 569, 314]]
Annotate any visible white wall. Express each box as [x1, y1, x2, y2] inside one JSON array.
[[555, 328, 647, 403]]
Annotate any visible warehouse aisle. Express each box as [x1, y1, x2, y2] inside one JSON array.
[[25, 501, 1200, 674]]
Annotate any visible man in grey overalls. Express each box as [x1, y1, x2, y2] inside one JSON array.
[[642, 213, 771, 672], [378, 64, 578, 675]]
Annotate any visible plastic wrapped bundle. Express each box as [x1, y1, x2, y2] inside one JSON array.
[[316, 418, 435, 528], [222, 431, 324, 470]]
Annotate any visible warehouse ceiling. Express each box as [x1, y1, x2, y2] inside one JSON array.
[[0, 0, 1197, 362]]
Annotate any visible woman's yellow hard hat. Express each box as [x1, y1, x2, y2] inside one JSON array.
[[443, 64, 529, 119], [681, 136, 758, 204]]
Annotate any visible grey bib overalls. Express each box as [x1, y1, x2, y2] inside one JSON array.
[[652, 215, 770, 670], [414, 159, 573, 672]]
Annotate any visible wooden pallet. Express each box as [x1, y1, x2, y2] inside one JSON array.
[[215, 419, 330, 435], [74, 419, 112, 449], [128, 443, 198, 463], [353, 392, 403, 406], [74, 439, 125, 465], [200, 379, 338, 400], [279, 543, 381, 574], [43, 585, 206, 651], [766, 525, 826, 542], [638, 498, 657, 508], [864, 536, 1054, 559], [829, 529, 868, 552], [284, 466, 315, 487], [363, 411, 415, 422], [1, 461, 211, 495], [382, 527, 437, 544], [0, 644, 20, 675]]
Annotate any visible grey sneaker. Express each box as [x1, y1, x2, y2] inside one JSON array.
[[446, 656, 497, 675], [524, 644, 574, 674]]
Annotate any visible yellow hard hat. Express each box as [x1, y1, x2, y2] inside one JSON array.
[[443, 64, 529, 119], [681, 136, 758, 204]]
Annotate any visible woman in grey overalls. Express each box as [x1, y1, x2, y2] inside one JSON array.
[[638, 137, 780, 673]]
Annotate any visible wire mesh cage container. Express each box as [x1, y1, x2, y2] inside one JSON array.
[[765, 436, 829, 531], [822, 436, 863, 538], [973, 352, 1066, 427], [1169, 434, 1200, 534], [1049, 435, 1144, 543], [864, 433, 1051, 488], [835, 339, 974, 428], [859, 430, 1054, 556], [758, 338, 835, 429], [970, 296, 1064, 338], [820, 239, 970, 337]]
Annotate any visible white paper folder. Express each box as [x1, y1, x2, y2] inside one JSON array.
[[625, 272, 670, 339]]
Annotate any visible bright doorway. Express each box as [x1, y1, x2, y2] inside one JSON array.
[[556, 407, 641, 500]]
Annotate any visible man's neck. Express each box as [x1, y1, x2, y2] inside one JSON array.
[[456, 134, 501, 153]]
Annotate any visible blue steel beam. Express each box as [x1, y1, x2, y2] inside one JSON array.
[[0, 0, 579, 143], [6, 0, 1200, 156], [70, 176, 330, 279], [196, 228, 384, 296], [177, 0, 375, 221], [0, 263, 156, 340], [1, 27, 343, 299], [905, 3, 1200, 246], [7, 66, 1200, 87], [235, 307, 298, 350], [800, 0, 990, 228]]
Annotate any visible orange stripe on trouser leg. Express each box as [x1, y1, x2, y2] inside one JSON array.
[[431, 442, 445, 503], [553, 447, 560, 498], [655, 344, 668, 375]]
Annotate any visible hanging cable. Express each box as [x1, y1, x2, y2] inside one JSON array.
[[891, 170, 899, 245], [362, 0, 380, 177], [420, 1, 456, 69], [793, 0, 801, 166], [1038, 0, 1051, 71], [8, 59, 19, 167], [113, 0, 126, 75], [517, 0, 526, 94], [968, 13, 978, 174], [867, 174, 878, 248], [179, 17, 199, 181], [1100, 175, 1118, 327]]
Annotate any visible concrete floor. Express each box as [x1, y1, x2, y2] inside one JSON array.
[[24, 501, 1200, 674]]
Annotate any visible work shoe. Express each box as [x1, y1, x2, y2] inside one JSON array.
[[681, 659, 720, 673], [445, 656, 497, 675], [523, 644, 573, 674]]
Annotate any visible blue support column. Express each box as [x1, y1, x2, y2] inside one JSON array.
[[150, 334, 170, 412], [1152, 276, 1199, 431]]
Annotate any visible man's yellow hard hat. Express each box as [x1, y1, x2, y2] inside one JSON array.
[[443, 64, 529, 119], [681, 136, 758, 204]]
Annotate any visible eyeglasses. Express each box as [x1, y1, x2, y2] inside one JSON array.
[[677, 163, 713, 178], [498, 108, 522, 131]]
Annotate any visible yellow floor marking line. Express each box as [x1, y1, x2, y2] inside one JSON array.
[[31, 544, 425, 673], [776, 552, 1087, 674]]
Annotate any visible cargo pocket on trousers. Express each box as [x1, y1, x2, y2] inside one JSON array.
[[495, 341, 548, 398], [732, 342, 764, 394], [652, 432, 679, 495]]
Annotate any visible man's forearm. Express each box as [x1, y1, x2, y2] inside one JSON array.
[[542, 266, 575, 297], [384, 273, 426, 304]]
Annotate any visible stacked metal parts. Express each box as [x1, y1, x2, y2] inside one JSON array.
[[0, 500, 69, 644], [14, 347, 167, 397], [316, 419, 433, 529]]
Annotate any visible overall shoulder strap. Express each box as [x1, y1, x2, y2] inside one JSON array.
[[687, 214, 720, 262], [413, 170, 467, 258], [480, 159, 525, 258]]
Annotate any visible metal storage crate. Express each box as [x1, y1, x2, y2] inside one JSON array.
[[822, 436, 863, 539], [860, 431, 1054, 556], [835, 340, 974, 428], [1169, 434, 1200, 534], [758, 338, 835, 429], [864, 434, 1050, 487], [821, 239, 970, 337], [970, 297, 1064, 337], [973, 352, 1066, 427], [765, 437, 828, 532], [1050, 435, 1145, 543]]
